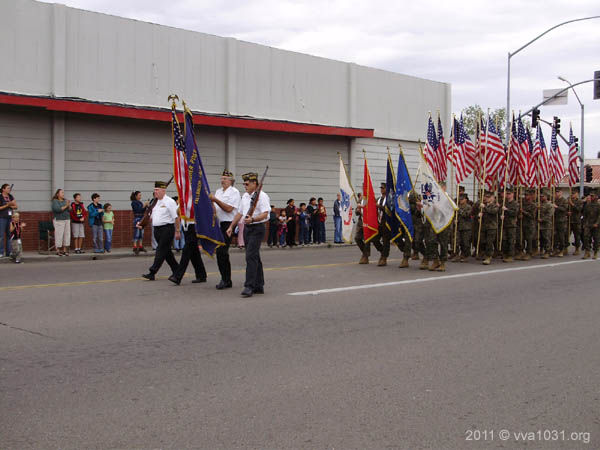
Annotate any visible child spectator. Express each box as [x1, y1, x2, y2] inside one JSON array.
[[267, 205, 277, 247], [278, 209, 288, 247], [9, 212, 25, 263], [317, 197, 327, 244], [88, 193, 104, 253], [70, 193, 87, 254], [102, 203, 115, 253], [130, 191, 148, 254], [172, 196, 185, 252], [51, 188, 71, 256], [298, 203, 309, 246]]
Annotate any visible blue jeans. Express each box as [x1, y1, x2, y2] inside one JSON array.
[[133, 217, 144, 241], [279, 230, 286, 246], [174, 224, 185, 250], [92, 224, 104, 252], [319, 221, 326, 243], [104, 229, 113, 251], [299, 223, 309, 244], [334, 216, 342, 242], [0, 217, 10, 256]]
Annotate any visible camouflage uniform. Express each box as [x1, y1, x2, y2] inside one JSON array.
[[569, 195, 583, 252], [480, 199, 499, 260], [553, 195, 569, 254], [409, 191, 425, 258], [539, 199, 554, 255], [520, 197, 537, 258], [456, 202, 472, 259], [355, 203, 370, 261], [501, 198, 519, 258], [582, 195, 600, 257]]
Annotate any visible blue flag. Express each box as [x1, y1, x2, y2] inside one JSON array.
[[183, 106, 224, 257], [385, 153, 402, 243], [394, 150, 415, 240]]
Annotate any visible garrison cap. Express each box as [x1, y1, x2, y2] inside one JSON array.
[[380, 182, 387, 189], [459, 193, 468, 200], [242, 172, 259, 182], [458, 185, 465, 193], [505, 186, 514, 193], [154, 181, 168, 189], [221, 169, 234, 178], [484, 190, 494, 196], [526, 188, 536, 195]]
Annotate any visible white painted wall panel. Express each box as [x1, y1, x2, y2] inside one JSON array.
[[0, 108, 52, 211]]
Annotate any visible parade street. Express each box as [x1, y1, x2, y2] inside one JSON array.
[[1, 246, 599, 450]]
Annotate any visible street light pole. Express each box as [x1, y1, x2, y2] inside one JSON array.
[[558, 76, 585, 196], [505, 16, 600, 149]]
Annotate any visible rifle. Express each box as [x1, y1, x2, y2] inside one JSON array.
[[245, 166, 269, 221], [138, 175, 174, 229]]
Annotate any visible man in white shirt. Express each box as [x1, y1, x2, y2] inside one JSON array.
[[140, 181, 180, 280], [210, 170, 241, 290], [227, 172, 270, 298]]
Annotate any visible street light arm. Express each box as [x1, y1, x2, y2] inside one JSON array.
[[560, 79, 583, 107], [510, 16, 600, 57], [519, 78, 599, 118]]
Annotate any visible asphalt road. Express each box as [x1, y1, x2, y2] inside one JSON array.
[[1, 246, 599, 449]]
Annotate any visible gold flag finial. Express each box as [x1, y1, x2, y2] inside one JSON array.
[[168, 94, 179, 109]]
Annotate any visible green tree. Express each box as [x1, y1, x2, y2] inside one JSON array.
[[460, 105, 507, 141]]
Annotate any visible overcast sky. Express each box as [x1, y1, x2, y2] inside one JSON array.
[[43, 0, 600, 158]]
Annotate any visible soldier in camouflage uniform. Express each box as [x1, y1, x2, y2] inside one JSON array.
[[354, 193, 371, 264], [538, 190, 555, 258], [396, 228, 412, 268], [552, 189, 569, 257], [568, 191, 583, 255], [372, 183, 391, 266], [517, 189, 537, 261], [410, 191, 425, 261], [582, 188, 600, 259], [471, 194, 481, 257], [500, 187, 519, 262], [452, 193, 472, 262], [479, 191, 499, 265]]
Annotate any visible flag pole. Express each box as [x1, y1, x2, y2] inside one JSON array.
[[450, 115, 459, 255], [476, 109, 491, 258], [499, 113, 514, 251]]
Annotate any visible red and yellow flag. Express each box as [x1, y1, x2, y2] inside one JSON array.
[[362, 156, 379, 243]]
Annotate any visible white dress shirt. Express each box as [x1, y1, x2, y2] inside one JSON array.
[[239, 191, 271, 224], [151, 195, 178, 226], [215, 186, 241, 223]]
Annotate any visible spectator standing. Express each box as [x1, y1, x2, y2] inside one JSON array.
[[172, 196, 185, 252], [278, 209, 288, 247], [88, 193, 104, 253], [102, 203, 115, 253], [333, 193, 342, 243], [298, 203, 309, 246], [130, 191, 149, 255], [9, 212, 25, 263], [317, 197, 327, 244], [285, 199, 297, 247], [0, 183, 17, 258], [70, 193, 87, 254], [307, 197, 318, 244], [267, 205, 278, 247], [51, 189, 71, 256]]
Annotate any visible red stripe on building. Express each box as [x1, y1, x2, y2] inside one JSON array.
[[0, 93, 374, 138]]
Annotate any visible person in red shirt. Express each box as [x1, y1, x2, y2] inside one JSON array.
[[317, 197, 327, 244], [70, 193, 88, 254]]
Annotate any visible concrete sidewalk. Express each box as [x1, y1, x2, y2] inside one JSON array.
[[1, 242, 352, 264]]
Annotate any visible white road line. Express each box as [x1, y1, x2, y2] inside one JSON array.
[[288, 259, 598, 296]]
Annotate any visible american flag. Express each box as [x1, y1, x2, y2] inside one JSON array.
[[549, 125, 565, 186], [525, 127, 537, 187], [172, 108, 193, 220], [475, 117, 485, 181], [517, 116, 530, 186], [437, 114, 447, 181], [500, 118, 518, 188], [532, 125, 551, 187], [568, 125, 579, 186], [424, 116, 442, 181], [483, 118, 506, 189], [453, 115, 476, 185]]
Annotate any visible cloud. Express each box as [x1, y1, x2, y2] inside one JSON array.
[[38, 0, 600, 156]]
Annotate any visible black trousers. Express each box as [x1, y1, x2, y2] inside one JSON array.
[[216, 221, 233, 283], [149, 224, 178, 274], [267, 222, 278, 246], [173, 224, 207, 281], [311, 216, 320, 243], [286, 219, 296, 246], [243, 223, 265, 290]]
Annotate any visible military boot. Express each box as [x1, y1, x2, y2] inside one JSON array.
[[419, 258, 429, 270], [582, 251, 591, 260], [514, 252, 523, 261], [482, 257, 492, 265], [522, 253, 531, 261], [573, 247, 580, 256], [429, 259, 440, 271], [411, 251, 420, 260], [541, 252, 549, 259], [503, 256, 514, 262], [594, 251, 599, 260], [435, 261, 446, 272], [377, 256, 387, 267], [398, 257, 409, 268], [359, 255, 369, 264], [459, 255, 468, 262], [556, 249, 564, 257], [532, 249, 540, 257]]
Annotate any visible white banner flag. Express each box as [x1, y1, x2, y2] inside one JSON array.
[[339, 157, 356, 243], [414, 152, 457, 233]]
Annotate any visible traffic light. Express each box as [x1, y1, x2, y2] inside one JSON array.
[[553, 116, 561, 134], [594, 70, 600, 100], [585, 165, 593, 182], [531, 108, 540, 128]]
